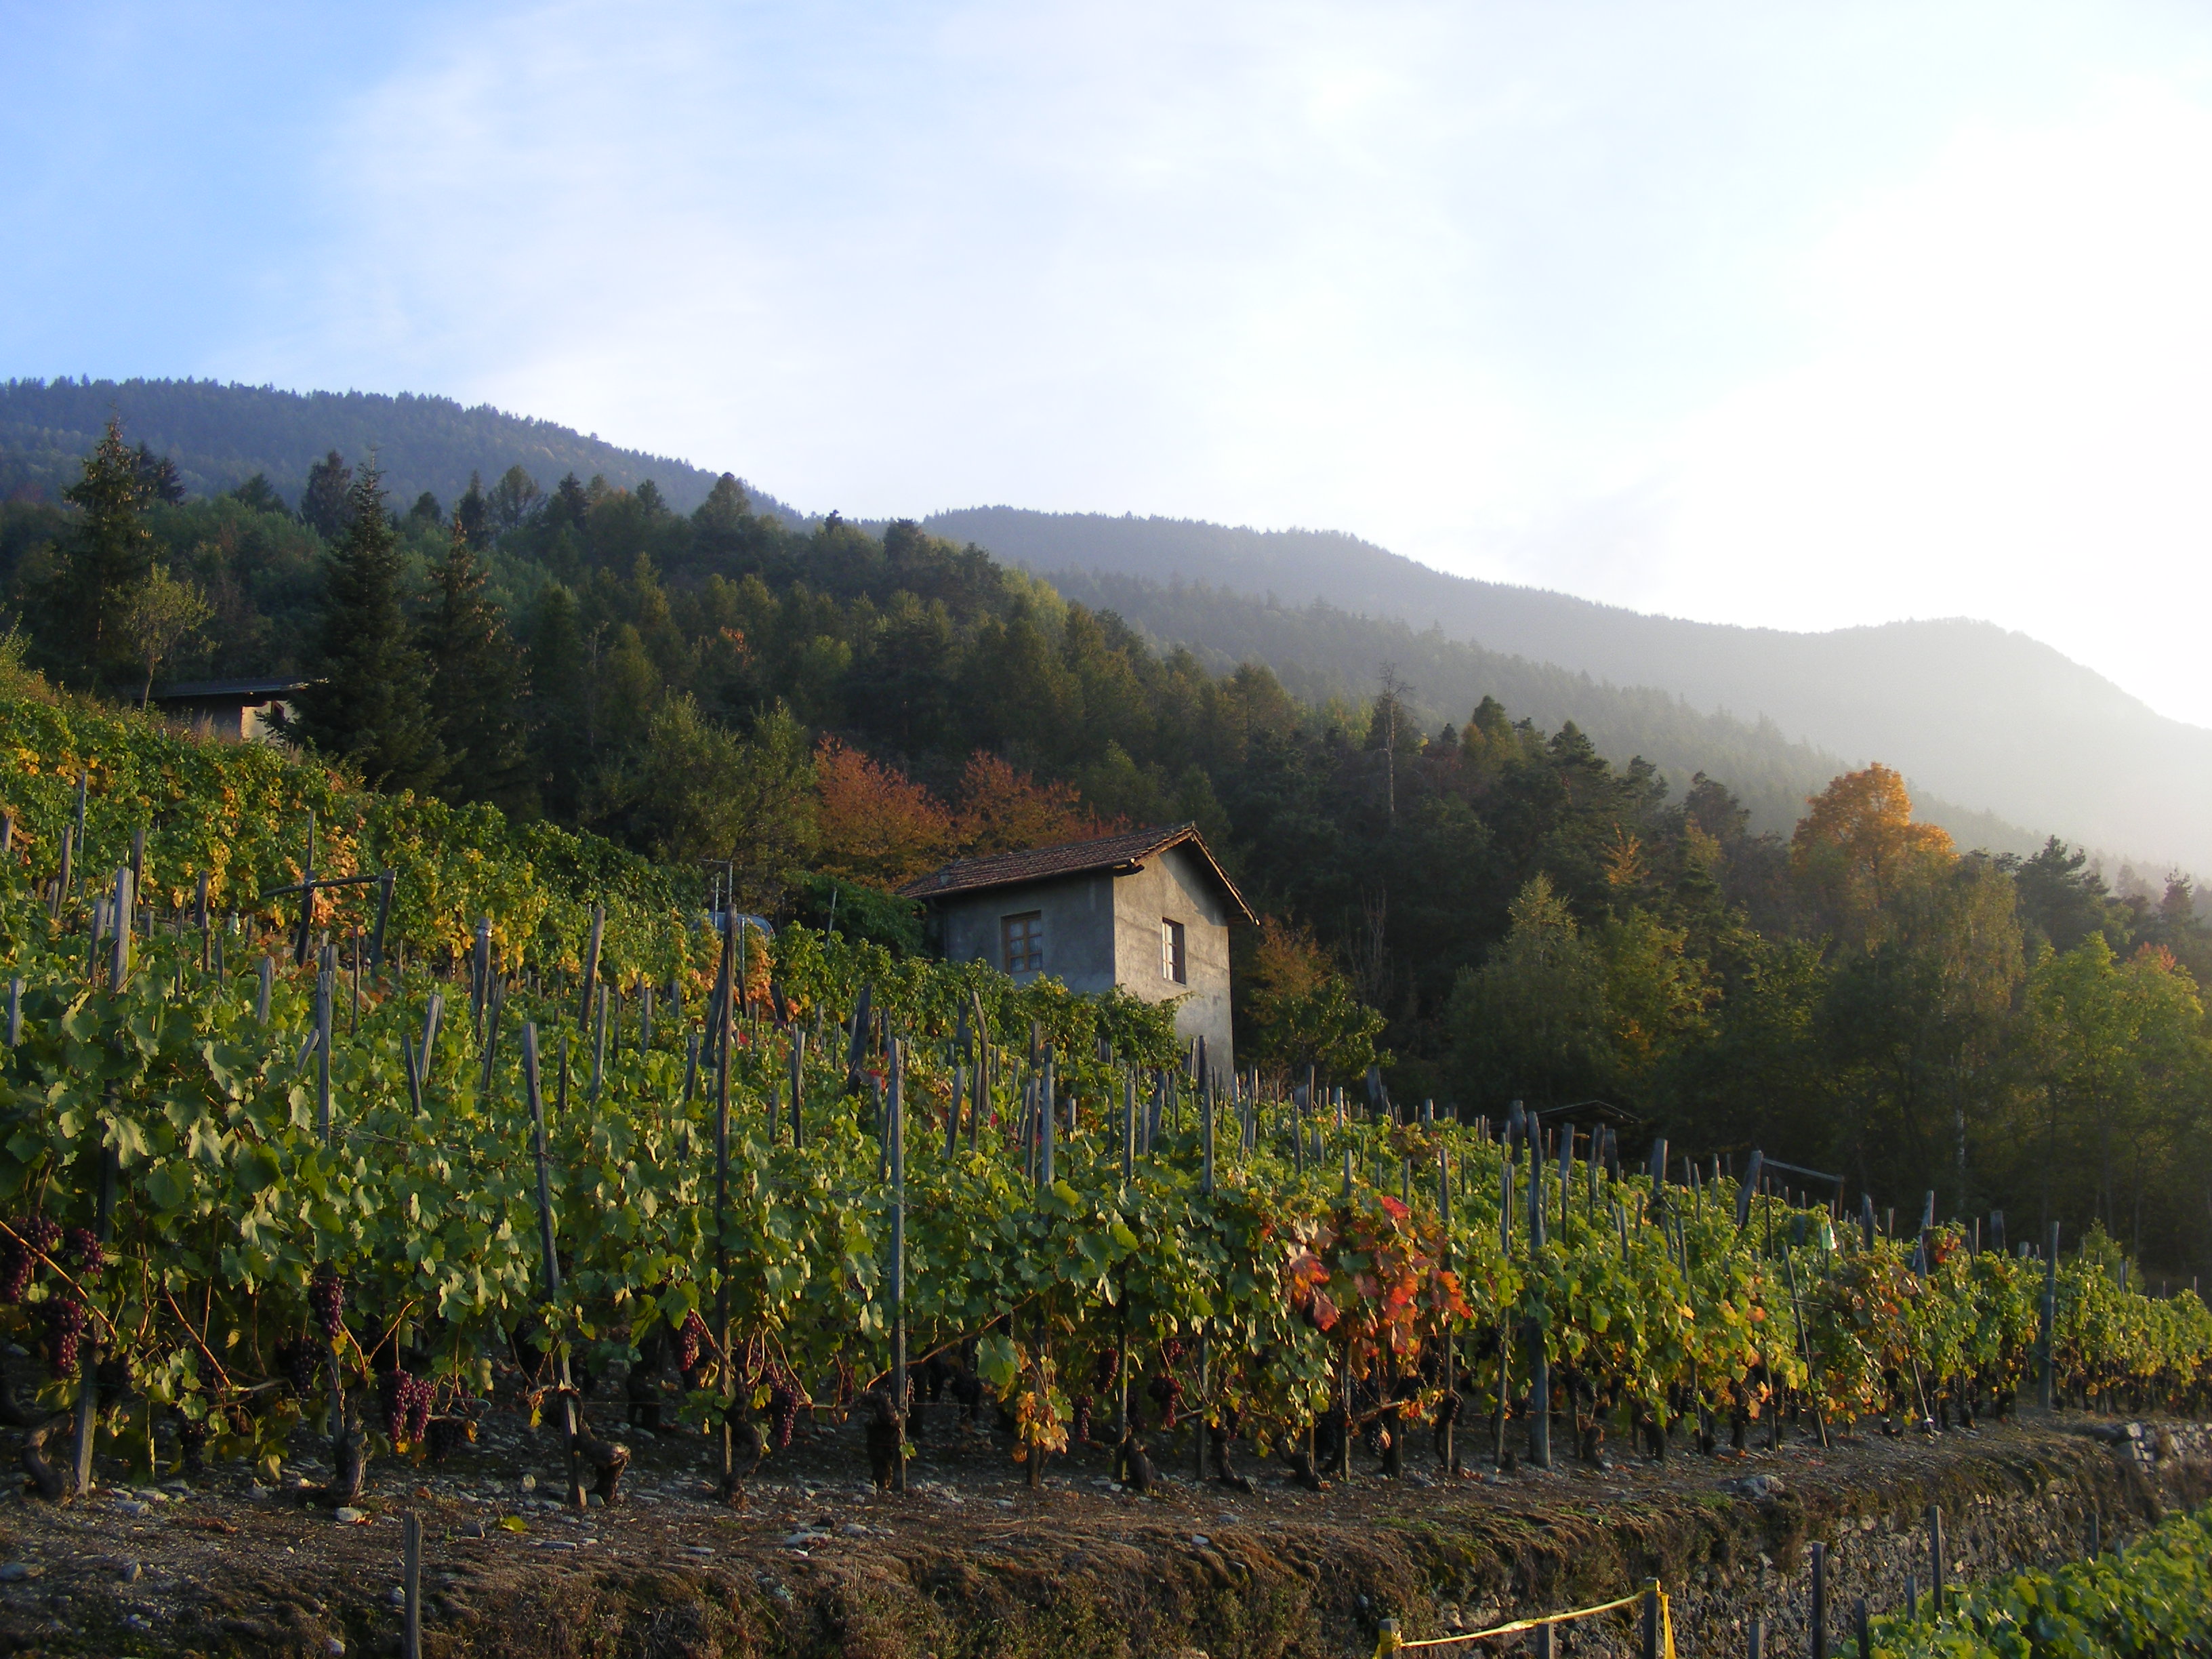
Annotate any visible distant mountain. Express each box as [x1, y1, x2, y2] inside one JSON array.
[[0, 377, 803, 523], [925, 508, 2211, 876]]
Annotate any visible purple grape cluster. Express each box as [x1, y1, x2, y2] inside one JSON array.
[[676, 1310, 708, 1373], [274, 1338, 319, 1397], [62, 1227, 104, 1277], [308, 1267, 345, 1343], [768, 1378, 800, 1448], [1071, 1395, 1093, 1445], [46, 1297, 84, 1373], [1147, 1373, 1183, 1431], [379, 1370, 434, 1444], [428, 1417, 471, 1462], [2, 1217, 58, 1303], [178, 1416, 207, 1475], [1092, 1350, 1119, 1391]]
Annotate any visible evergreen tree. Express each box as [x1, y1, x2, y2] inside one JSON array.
[[455, 470, 491, 547], [287, 462, 446, 793], [131, 442, 185, 504], [420, 522, 533, 815], [300, 450, 354, 539], [55, 417, 155, 685], [525, 581, 589, 821]]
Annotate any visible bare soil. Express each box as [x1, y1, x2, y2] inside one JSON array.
[[0, 1382, 2193, 1659]]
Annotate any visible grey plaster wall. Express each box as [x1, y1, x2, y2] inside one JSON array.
[[938, 873, 1118, 997], [933, 846, 1235, 1064], [1109, 844, 1234, 1065]]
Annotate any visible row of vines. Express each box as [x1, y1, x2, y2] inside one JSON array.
[[1, 696, 2210, 1507]]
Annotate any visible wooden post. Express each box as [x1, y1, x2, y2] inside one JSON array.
[[1525, 1126, 1550, 1470], [714, 973, 734, 1500], [2088, 1505, 2100, 1557], [1122, 1070, 1134, 1184], [577, 904, 604, 1036], [1810, 1539, 1827, 1659], [1746, 1616, 1763, 1658], [1854, 1598, 1871, 1659], [72, 1141, 116, 1494], [2040, 1222, 2060, 1410], [471, 918, 491, 1033], [1533, 1621, 1553, 1659], [316, 962, 333, 1144], [369, 872, 394, 982], [1641, 1584, 1660, 1659], [402, 1511, 422, 1659], [889, 1038, 907, 1493], [109, 866, 133, 989], [5, 979, 18, 1048], [521, 1025, 585, 1510], [1439, 1146, 1455, 1473], [789, 1029, 804, 1149], [1927, 1504, 1945, 1614]]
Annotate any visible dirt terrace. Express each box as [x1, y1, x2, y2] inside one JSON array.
[[0, 1389, 2197, 1659]]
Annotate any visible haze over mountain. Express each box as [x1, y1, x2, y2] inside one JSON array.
[[925, 508, 2212, 878], [3, 377, 2194, 873]]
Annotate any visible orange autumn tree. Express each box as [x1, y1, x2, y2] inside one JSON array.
[[814, 737, 956, 888], [814, 741, 1126, 890], [1789, 762, 1954, 947], [953, 750, 1122, 857]]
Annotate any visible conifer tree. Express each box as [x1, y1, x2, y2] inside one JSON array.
[[287, 461, 446, 793], [421, 520, 533, 815], [55, 417, 155, 685]]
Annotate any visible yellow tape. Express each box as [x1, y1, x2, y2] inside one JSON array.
[[1660, 1585, 1676, 1659], [1374, 1587, 1649, 1655]]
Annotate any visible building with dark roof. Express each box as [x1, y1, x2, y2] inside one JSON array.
[[150, 678, 312, 743], [900, 823, 1253, 1063]]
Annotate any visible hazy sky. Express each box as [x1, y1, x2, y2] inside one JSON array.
[[9, 3, 2212, 723]]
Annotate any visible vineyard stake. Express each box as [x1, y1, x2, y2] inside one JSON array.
[[369, 872, 394, 982], [578, 903, 604, 1038], [714, 977, 735, 1501], [315, 963, 333, 1145], [471, 918, 490, 1034], [402, 1511, 422, 1659], [1853, 1597, 1870, 1659], [1640, 1583, 1659, 1659], [1525, 1123, 1550, 1470], [1746, 1616, 1763, 1657], [2040, 1222, 2060, 1410], [890, 1037, 907, 1494], [108, 867, 132, 988], [790, 1029, 804, 1150], [1926, 1505, 1944, 1614], [520, 1024, 586, 1510], [1809, 1539, 1826, 1659], [1040, 1050, 1056, 1187], [5, 978, 17, 1047], [1121, 1069, 1134, 1185], [1439, 1145, 1455, 1473], [71, 1138, 116, 1494]]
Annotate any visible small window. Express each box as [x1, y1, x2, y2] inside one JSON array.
[[1162, 918, 1187, 985], [1002, 912, 1044, 975]]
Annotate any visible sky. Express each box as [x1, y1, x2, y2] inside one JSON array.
[[7, 1, 2212, 722]]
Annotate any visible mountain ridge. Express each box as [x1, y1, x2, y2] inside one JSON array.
[[922, 506, 2211, 877]]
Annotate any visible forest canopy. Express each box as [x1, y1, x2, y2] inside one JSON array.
[[5, 419, 2212, 1282]]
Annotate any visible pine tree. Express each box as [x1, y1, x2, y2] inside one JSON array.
[[55, 417, 155, 686], [525, 581, 590, 821], [287, 462, 446, 793], [300, 450, 354, 539], [421, 522, 533, 815]]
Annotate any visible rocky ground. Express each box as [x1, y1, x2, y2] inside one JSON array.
[[0, 1385, 2198, 1659]]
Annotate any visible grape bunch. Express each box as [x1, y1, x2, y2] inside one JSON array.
[[2, 1217, 58, 1302], [428, 1417, 473, 1463], [178, 1416, 207, 1476], [1092, 1350, 1119, 1391], [676, 1311, 709, 1374], [767, 1378, 800, 1448], [274, 1338, 319, 1397], [308, 1267, 345, 1343], [1071, 1395, 1093, 1445], [379, 1370, 435, 1445], [45, 1297, 84, 1373], [62, 1227, 104, 1277], [1147, 1373, 1183, 1431]]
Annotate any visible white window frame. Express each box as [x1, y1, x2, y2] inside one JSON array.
[[1162, 917, 1187, 985]]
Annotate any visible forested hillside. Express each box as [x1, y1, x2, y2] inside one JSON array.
[[5, 403, 2212, 1282], [1045, 567, 2036, 851], [930, 506, 2212, 876], [0, 377, 799, 525]]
